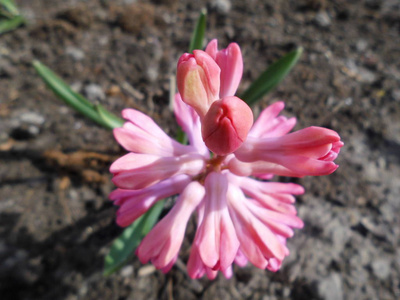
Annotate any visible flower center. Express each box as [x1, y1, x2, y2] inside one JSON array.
[[193, 154, 226, 184]]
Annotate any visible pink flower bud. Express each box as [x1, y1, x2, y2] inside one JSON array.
[[202, 96, 253, 155], [177, 50, 221, 119], [206, 39, 243, 98]]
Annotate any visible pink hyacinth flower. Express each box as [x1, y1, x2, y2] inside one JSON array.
[[110, 39, 343, 279]]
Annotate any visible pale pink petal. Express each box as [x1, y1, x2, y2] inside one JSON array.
[[195, 172, 239, 271], [160, 255, 178, 273], [136, 181, 205, 270], [234, 248, 248, 267], [215, 43, 243, 98], [187, 245, 206, 279], [173, 93, 209, 157], [222, 265, 233, 279], [235, 127, 341, 176], [177, 50, 220, 118], [249, 102, 296, 138], [111, 153, 205, 190], [227, 183, 287, 269], [205, 268, 218, 280], [205, 39, 244, 98], [228, 157, 305, 178], [229, 175, 304, 215], [114, 123, 193, 157], [109, 175, 191, 227], [205, 39, 218, 60]]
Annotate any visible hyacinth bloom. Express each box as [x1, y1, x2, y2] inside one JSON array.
[[110, 40, 343, 279]]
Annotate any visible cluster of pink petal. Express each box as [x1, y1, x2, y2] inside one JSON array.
[[110, 40, 343, 279]]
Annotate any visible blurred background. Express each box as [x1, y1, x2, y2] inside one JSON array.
[[0, 0, 399, 299]]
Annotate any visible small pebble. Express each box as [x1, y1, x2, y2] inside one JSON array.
[[84, 84, 105, 102], [66, 46, 85, 61], [371, 258, 391, 280], [315, 12, 331, 27]]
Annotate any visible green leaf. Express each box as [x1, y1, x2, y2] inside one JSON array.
[[103, 200, 165, 276], [33, 60, 123, 130], [188, 8, 207, 53], [0, 15, 24, 34], [95, 104, 124, 129], [0, 0, 20, 15], [241, 47, 303, 106]]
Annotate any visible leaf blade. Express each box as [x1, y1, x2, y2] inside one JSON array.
[[188, 9, 207, 53], [241, 47, 303, 106], [95, 104, 125, 129], [33, 60, 123, 130], [103, 200, 165, 276], [0, 15, 24, 34]]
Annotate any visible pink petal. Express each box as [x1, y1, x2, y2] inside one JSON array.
[[228, 157, 304, 178], [195, 172, 239, 271], [227, 183, 287, 269], [173, 93, 209, 157], [249, 102, 296, 138], [114, 122, 193, 157], [235, 127, 342, 176], [187, 244, 206, 279], [109, 175, 191, 227], [136, 181, 205, 270], [230, 175, 304, 214], [234, 248, 248, 267], [177, 50, 220, 118], [215, 43, 243, 98], [205, 39, 218, 60], [111, 153, 205, 190]]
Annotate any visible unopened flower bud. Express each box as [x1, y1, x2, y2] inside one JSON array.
[[177, 50, 221, 119], [202, 96, 253, 155], [206, 39, 243, 98]]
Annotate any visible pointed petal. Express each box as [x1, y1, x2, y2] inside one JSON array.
[[137, 181, 205, 269], [111, 153, 205, 190], [216, 43, 243, 98], [173, 93, 209, 156]]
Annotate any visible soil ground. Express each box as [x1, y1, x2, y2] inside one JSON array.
[[1, 0, 400, 299]]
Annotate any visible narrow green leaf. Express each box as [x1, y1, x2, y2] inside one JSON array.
[[188, 8, 207, 53], [0, 15, 24, 34], [33, 60, 118, 130], [103, 200, 165, 276], [95, 104, 124, 129], [139, 200, 165, 234], [241, 47, 303, 106], [0, 0, 20, 15]]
